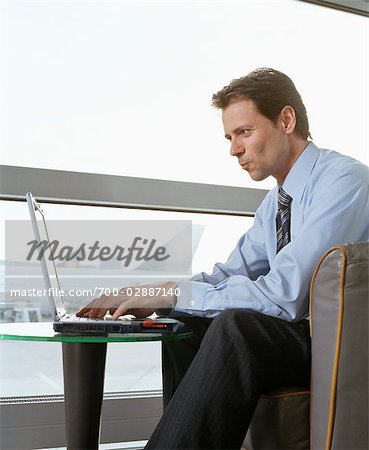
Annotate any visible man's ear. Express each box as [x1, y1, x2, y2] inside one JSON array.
[[280, 106, 296, 135]]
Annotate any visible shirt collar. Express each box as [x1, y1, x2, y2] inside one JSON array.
[[281, 141, 320, 204]]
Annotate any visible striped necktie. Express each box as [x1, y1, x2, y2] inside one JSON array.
[[276, 187, 292, 254]]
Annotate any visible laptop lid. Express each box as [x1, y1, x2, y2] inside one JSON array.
[[26, 192, 66, 322]]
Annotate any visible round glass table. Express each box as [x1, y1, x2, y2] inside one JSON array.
[[0, 322, 192, 450]]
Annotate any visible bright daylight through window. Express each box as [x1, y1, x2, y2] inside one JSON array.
[[0, 2, 367, 447]]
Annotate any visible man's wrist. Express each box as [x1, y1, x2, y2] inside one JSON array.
[[155, 281, 177, 316]]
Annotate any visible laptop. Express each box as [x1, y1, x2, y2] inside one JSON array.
[[26, 192, 184, 335]]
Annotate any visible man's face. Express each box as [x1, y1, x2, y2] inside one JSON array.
[[222, 99, 291, 184]]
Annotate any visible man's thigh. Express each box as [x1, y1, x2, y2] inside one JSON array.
[[200, 309, 311, 391], [164, 310, 310, 401]]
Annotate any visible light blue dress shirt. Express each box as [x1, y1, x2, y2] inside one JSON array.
[[175, 142, 369, 322]]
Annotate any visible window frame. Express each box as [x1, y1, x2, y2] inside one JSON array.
[[298, 0, 369, 17]]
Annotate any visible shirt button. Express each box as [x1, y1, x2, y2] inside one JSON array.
[[189, 300, 195, 306]]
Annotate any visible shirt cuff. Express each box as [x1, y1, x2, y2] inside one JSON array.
[[174, 280, 208, 315]]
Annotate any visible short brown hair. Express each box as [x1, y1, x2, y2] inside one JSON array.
[[212, 68, 310, 140]]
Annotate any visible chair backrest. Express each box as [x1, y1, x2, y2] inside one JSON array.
[[310, 242, 369, 450]]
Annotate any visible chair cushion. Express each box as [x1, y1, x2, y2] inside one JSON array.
[[243, 387, 310, 449]]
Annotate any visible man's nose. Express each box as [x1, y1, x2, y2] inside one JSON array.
[[229, 136, 244, 157]]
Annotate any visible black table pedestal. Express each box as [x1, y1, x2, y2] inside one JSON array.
[[62, 342, 107, 450]]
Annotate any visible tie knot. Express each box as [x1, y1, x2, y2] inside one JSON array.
[[278, 187, 292, 210]]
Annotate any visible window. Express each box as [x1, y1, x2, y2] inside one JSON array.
[[1, 1, 367, 192]]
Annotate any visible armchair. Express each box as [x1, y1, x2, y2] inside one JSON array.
[[243, 242, 369, 449]]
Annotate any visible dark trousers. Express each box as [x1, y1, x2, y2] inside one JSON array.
[[145, 309, 311, 450]]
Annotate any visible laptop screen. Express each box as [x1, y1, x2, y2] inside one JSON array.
[[26, 193, 66, 319]]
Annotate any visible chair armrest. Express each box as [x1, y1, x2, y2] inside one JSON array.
[[309, 242, 368, 450]]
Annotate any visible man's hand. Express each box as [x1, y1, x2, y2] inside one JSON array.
[[76, 281, 177, 319]]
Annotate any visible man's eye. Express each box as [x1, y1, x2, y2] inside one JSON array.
[[240, 129, 252, 136]]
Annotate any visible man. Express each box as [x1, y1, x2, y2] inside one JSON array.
[[78, 68, 369, 448]]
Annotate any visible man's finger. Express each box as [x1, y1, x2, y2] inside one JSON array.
[[76, 307, 90, 317], [88, 295, 110, 318], [111, 305, 129, 320], [96, 308, 110, 319]]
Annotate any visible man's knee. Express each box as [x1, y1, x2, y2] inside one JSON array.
[[211, 308, 262, 330], [201, 309, 262, 347]]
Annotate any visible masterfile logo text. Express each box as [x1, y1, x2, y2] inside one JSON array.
[[5, 220, 192, 309]]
